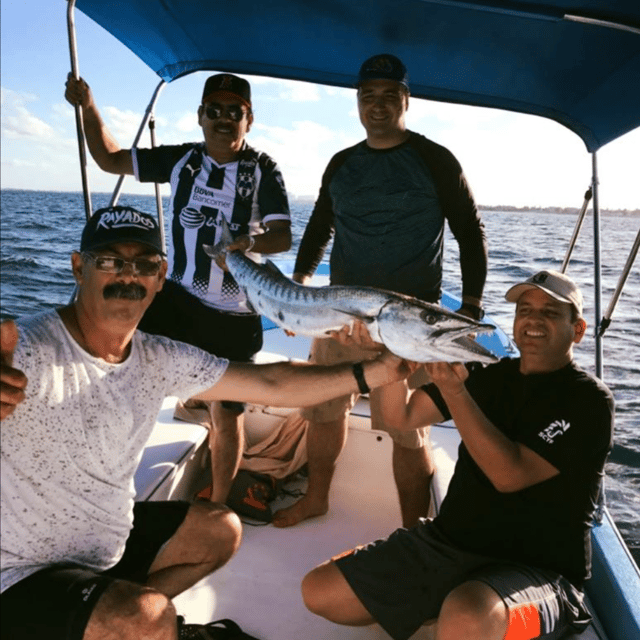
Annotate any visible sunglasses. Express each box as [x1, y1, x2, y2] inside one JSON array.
[[202, 103, 247, 122], [83, 253, 162, 276]]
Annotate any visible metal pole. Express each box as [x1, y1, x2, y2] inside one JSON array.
[[108, 80, 167, 208], [148, 115, 167, 253], [591, 153, 603, 379], [599, 227, 640, 337], [66, 0, 92, 220], [560, 187, 592, 273]]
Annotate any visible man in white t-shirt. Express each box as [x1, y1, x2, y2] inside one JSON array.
[[0, 206, 408, 640], [65, 73, 292, 505]]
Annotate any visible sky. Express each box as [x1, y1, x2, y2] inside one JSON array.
[[1, 1, 639, 209]]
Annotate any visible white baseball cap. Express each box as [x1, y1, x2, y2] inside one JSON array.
[[505, 270, 583, 315]]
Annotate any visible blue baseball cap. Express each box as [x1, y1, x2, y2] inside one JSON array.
[[357, 54, 409, 88]]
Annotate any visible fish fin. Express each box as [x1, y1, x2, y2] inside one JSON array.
[[264, 259, 289, 278], [244, 297, 258, 314], [331, 308, 375, 325], [202, 217, 233, 260]]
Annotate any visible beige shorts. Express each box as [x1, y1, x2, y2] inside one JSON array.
[[301, 337, 430, 449]]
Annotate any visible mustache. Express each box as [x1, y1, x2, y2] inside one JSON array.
[[102, 282, 147, 300]]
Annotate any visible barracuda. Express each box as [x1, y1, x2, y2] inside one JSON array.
[[203, 221, 498, 364]]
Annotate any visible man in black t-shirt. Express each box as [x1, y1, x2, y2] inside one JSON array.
[[302, 270, 614, 640]]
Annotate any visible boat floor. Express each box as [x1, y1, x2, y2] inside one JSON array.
[[167, 418, 604, 640], [173, 421, 437, 639]]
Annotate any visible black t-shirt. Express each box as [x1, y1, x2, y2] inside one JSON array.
[[424, 358, 614, 587]]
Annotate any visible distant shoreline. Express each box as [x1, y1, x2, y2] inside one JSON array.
[[288, 195, 640, 216], [478, 205, 640, 217], [2, 188, 638, 216]]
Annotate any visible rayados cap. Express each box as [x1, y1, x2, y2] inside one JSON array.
[[357, 54, 409, 88], [80, 206, 164, 255], [505, 270, 583, 315], [202, 73, 251, 106]]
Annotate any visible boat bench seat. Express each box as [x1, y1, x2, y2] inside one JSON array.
[[134, 396, 209, 502]]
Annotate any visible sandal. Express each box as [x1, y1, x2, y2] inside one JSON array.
[[178, 616, 261, 639]]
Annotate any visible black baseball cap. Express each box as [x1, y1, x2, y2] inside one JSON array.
[[357, 54, 409, 88], [80, 206, 164, 255], [202, 73, 251, 106]]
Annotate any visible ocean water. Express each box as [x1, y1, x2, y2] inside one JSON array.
[[1, 188, 638, 564]]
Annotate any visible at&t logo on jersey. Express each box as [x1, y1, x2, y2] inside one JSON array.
[[179, 207, 206, 230], [538, 419, 570, 444]]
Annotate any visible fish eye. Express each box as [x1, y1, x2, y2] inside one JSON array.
[[421, 311, 437, 325]]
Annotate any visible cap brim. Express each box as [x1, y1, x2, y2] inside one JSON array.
[[83, 239, 165, 256], [202, 89, 251, 107], [505, 282, 575, 307]]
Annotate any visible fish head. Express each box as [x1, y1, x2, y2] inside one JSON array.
[[377, 298, 499, 363]]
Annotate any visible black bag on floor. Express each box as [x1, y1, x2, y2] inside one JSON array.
[[226, 470, 282, 522]]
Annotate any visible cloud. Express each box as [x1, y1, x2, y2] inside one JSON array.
[[174, 111, 199, 133], [251, 76, 321, 102], [1, 87, 56, 140], [103, 106, 146, 146], [325, 86, 355, 99], [250, 120, 359, 196]]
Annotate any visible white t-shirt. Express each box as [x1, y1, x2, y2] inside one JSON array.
[[0, 310, 228, 593]]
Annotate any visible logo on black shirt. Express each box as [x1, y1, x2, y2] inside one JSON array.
[[538, 419, 570, 444]]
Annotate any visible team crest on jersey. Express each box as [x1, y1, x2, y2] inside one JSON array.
[[237, 172, 257, 199], [538, 419, 570, 444]]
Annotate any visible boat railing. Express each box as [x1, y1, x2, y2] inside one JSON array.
[[66, 0, 92, 221]]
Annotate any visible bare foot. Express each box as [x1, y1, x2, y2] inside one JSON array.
[[272, 496, 329, 528]]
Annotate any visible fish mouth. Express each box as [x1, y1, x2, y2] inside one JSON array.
[[450, 335, 499, 362], [427, 322, 499, 363], [429, 320, 495, 343]]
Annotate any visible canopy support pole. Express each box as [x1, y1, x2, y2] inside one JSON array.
[[148, 112, 167, 252], [108, 79, 166, 208], [591, 153, 603, 379], [66, 0, 92, 220], [599, 227, 640, 338], [560, 187, 592, 274]]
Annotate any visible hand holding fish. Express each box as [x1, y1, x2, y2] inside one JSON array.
[[424, 361, 469, 396], [1, 320, 27, 420], [214, 235, 254, 271], [329, 320, 383, 352]]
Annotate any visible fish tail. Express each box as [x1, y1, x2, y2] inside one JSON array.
[[202, 217, 234, 260]]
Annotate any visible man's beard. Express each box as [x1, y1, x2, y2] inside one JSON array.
[[103, 282, 147, 300]]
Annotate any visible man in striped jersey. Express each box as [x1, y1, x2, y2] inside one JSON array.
[[65, 73, 292, 504]]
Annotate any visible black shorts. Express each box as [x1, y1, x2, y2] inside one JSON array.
[[139, 279, 263, 412], [1, 501, 190, 640], [334, 519, 592, 640]]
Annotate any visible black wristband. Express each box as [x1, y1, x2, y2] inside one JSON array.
[[352, 362, 371, 395], [459, 302, 484, 320]]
